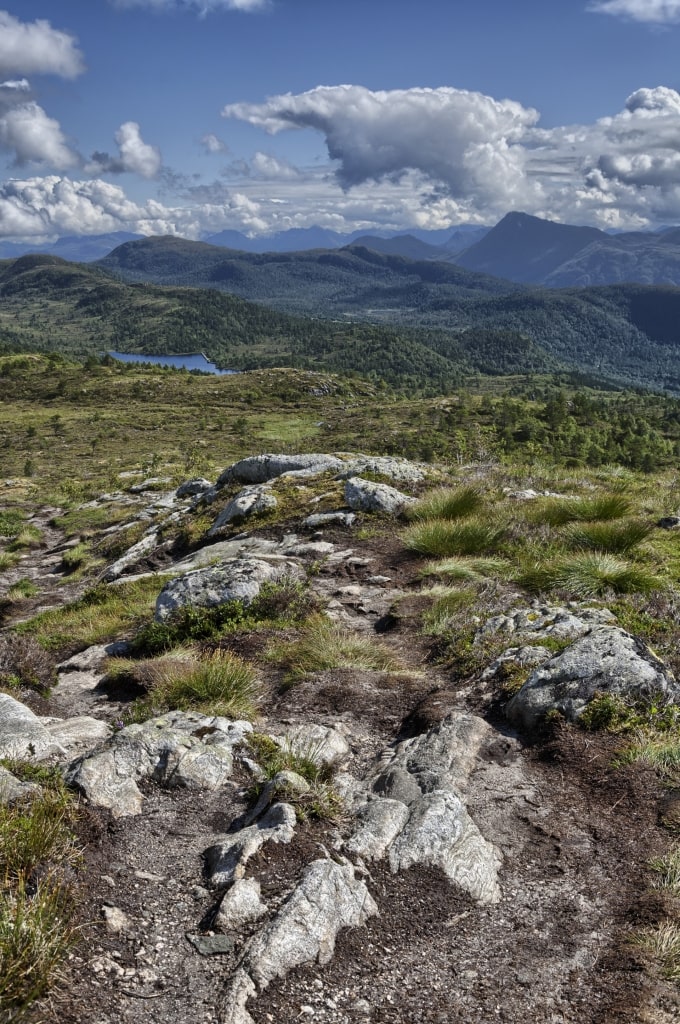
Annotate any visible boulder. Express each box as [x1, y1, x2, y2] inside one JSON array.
[[505, 626, 678, 731], [480, 603, 616, 642], [344, 477, 416, 515], [176, 477, 213, 498], [0, 765, 39, 804], [217, 454, 344, 487], [208, 486, 277, 535], [66, 712, 252, 817], [215, 878, 268, 932], [154, 558, 300, 621]]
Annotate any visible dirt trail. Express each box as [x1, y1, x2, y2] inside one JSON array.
[[3, 503, 677, 1024]]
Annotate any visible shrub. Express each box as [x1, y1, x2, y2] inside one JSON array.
[[402, 518, 505, 558], [405, 486, 484, 523], [0, 635, 56, 694]]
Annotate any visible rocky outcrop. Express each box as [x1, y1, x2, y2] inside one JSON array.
[[155, 558, 300, 621], [506, 625, 678, 731], [344, 477, 416, 515], [204, 802, 297, 887], [176, 477, 213, 498], [480, 603, 616, 641], [66, 712, 253, 817], [336, 456, 427, 484], [103, 531, 159, 581], [217, 454, 344, 487], [346, 712, 502, 905], [0, 693, 68, 761], [221, 858, 377, 1024]]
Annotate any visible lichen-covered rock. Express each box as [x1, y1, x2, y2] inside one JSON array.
[[303, 511, 356, 529], [505, 625, 678, 731], [480, 645, 553, 682], [0, 693, 67, 761], [480, 603, 616, 641], [204, 802, 296, 888], [337, 456, 427, 484], [217, 454, 344, 487], [66, 712, 252, 817], [155, 558, 299, 621], [344, 477, 416, 515], [208, 486, 277, 535], [268, 723, 350, 766]]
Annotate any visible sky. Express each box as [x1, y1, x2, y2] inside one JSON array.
[[3, 0, 680, 241]]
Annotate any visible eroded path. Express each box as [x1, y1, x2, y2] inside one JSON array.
[[1, 456, 678, 1024]]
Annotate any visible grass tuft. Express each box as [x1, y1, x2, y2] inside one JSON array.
[[516, 553, 663, 598], [269, 614, 401, 682], [531, 493, 632, 527], [123, 650, 261, 720], [564, 518, 653, 554], [405, 486, 484, 523], [650, 845, 680, 897], [402, 518, 505, 558], [419, 555, 511, 582], [633, 921, 680, 981]]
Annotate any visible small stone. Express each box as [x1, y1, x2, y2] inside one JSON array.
[[102, 906, 131, 936], [186, 933, 235, 956]]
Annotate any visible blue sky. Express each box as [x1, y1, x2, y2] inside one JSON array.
[[2, 0, 680, 240]]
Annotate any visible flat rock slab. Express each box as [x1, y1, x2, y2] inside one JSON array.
[[506, 625, 678, 731], [0, 693, 66, 761], [0, 764, 39, 804], [67, 712, 253, 817], [480, 603, 616, 641]]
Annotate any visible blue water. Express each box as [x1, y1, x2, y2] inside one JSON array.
[[109, 351, 237, 375]]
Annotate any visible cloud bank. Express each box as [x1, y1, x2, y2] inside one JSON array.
[[112, 0, 267, 13], [588, 0, 680, 23]]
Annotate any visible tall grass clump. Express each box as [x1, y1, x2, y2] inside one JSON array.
[[564, 519, 652, 554], [269, 614, 400, 682], [405, 486, 484, 523], [121, 650, 261, 720], [650, 845, 680, 897], [517, 553, 662, 598], [403, 519, 505, 558], [0, 780, 80, 1020], [532, 493, 632, 527]]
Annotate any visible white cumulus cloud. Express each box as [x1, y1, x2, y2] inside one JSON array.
[[222, 85, 540, 215], [0, 10, 85, 79], [201, 133, 229, 154], [0, 102, 78, 169], [86, 122, 161, 178]]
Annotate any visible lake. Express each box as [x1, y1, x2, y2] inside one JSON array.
[[109, 352, 237, 375]]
